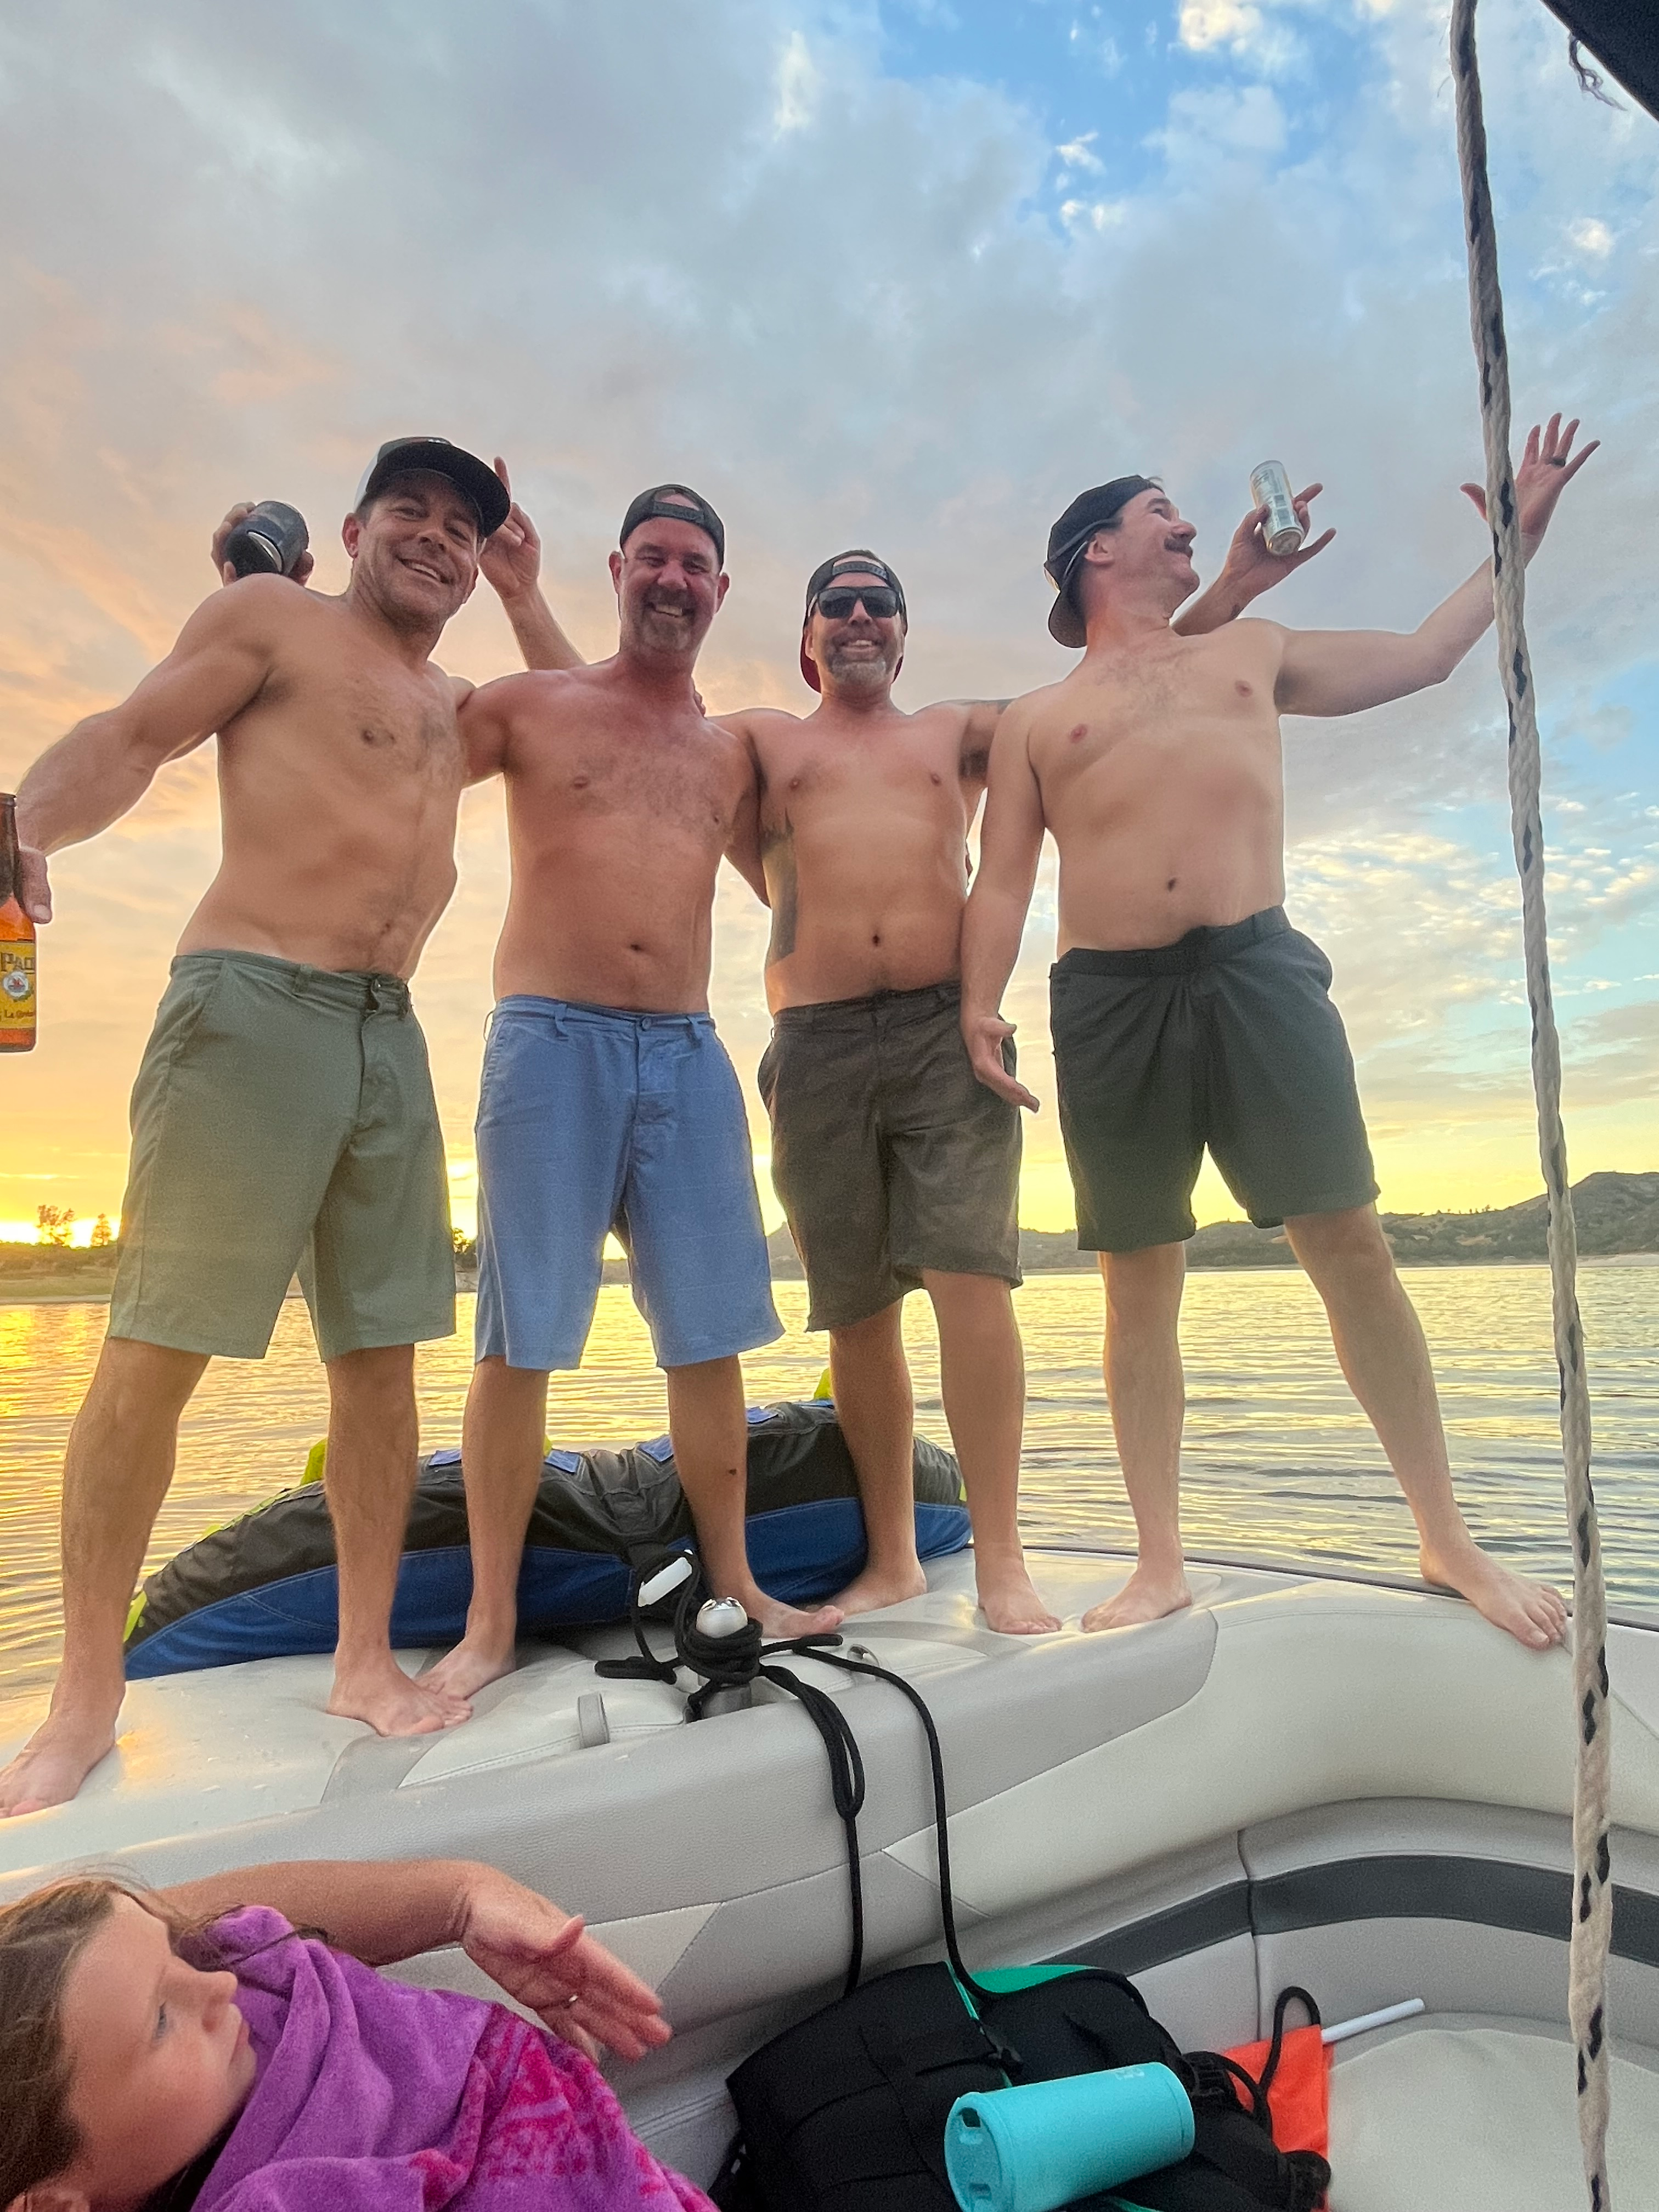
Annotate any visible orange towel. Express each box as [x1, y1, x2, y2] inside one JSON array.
[[1222, 2023, 1330, 2159]]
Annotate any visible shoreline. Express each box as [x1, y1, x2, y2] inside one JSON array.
[[3, 1250, 1657, 1310]]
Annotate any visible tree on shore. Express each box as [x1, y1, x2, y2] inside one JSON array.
[[89, 1214, 114, 1249], [36, 1204, 75, 1249]]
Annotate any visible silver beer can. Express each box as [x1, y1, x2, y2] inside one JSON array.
[[1249, 460, 1305, 557]]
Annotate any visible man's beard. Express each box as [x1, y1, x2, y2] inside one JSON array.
[[827, 645, 891, 692], [637, 591, 697, 652]]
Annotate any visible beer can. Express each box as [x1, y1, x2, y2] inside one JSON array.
[[1249, 460, 1305, 557]]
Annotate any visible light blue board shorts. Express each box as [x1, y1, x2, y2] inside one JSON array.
[[474, 995, 783, 1373]]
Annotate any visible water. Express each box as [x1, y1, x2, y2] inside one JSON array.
[[2, 1267, 1656, 1729]]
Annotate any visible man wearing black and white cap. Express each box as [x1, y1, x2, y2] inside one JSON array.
[[961, 427, 1593, 1652], [1, 435, 515, 1816]]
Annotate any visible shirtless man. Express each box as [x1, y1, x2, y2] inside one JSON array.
[[962, 417, 1595, 1648], [0, 436, 516, 1816], [709, 523, 1321, 1634], [421, 487, 841, 1703]]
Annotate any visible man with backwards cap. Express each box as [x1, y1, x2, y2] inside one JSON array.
[[962, 427, 1595, 1650], [1, 436, 516, 1815], [703, 521, 1318, 1637], [416, 485, 843, 1704]]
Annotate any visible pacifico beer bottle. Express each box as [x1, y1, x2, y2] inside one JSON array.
[[1, 793, 37, 1052]]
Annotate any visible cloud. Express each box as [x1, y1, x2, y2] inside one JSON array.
[[0, 0, 1654, 1229], [1178, 0, 1264, 55], [1568, 216, 1615, 260]]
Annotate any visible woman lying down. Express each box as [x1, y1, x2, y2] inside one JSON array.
[[3, 1856, 715, 2212]]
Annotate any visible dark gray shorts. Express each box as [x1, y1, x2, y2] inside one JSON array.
[[1050, 907, 1378, 1254], [758, 981, 1022, 1331]]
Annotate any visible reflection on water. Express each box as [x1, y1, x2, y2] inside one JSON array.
[[2, 1267, 1656, 1726]]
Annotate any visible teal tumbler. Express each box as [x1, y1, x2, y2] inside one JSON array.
[[944, 2062, 1194, 2212]]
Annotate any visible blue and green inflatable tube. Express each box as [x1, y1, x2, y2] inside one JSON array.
[[123, 1398, 970, 1677]]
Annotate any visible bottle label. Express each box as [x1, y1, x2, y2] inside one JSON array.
[[0, 943, 35, 1030]]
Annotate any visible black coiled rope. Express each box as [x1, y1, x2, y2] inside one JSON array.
[[595, 1554, 988, 2002]]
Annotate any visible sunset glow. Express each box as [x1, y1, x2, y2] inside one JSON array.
[[1, 4, 1653, 1240]]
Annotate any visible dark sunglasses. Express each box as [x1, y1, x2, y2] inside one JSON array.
[[815, 584, 901, 620]]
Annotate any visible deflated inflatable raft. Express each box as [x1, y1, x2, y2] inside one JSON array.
[[124, 1400, 970, 1677], [8, 1545, 1659, 2208]]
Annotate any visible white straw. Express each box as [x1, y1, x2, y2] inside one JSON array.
[[1321, 1997, 1426, 2045]]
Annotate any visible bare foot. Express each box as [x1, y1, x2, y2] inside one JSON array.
[[751, 1594, 845, 1641], [1420, 1542, 1568, 1651], [832, 1560, 929, 1617], [1081, 1564, 1193, 1634], [423, 1632, 518, 1702], [0, 1709, 119, 1817], [977, 1560, 1062, 1636], [326, 1658, 472, 1736]]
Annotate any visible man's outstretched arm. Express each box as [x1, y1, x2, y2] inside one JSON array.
[[1276, 415, 1595, 718], [14, 585, 282, 922], [960, 699, 1047, 1111]]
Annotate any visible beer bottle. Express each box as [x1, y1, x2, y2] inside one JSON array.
[[0, 793, 37, 1053]]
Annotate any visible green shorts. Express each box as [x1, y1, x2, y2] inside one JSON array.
[[111, 951, 455, 1361]]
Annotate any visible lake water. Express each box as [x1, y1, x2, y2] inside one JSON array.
[[2, 1266, 1656, 1730]]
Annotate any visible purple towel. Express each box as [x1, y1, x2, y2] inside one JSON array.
[[186, 1908, 713, 2212]]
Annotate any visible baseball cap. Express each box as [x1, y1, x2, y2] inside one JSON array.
[[1043, 475, 1157, 647], [799, 550, 908, 691], [619, 484, 725, 568], [353, 437, 511, 537]]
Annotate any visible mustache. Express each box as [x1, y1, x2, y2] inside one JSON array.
[[642, 586, 696, 615]]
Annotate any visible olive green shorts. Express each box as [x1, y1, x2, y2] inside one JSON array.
[[110, 951, 455, 1361]]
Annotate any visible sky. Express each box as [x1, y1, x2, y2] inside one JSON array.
[[0, 0, 1654, 1242]]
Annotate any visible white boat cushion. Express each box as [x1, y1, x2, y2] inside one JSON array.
[[1327, 2025, 1659, 2210]]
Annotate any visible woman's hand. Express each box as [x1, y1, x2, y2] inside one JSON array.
[[457, 1867, 673, 2063]]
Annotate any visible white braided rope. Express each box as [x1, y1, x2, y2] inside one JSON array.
[[1449, 4, 1613, 2204]]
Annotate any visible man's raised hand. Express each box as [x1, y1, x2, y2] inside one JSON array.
[[209, 504, 315, 588], [478, 458, 543, 605], [1217, 483, 1335, 607], [1462, 414, 1597, 553]]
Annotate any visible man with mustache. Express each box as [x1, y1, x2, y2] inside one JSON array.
[[502, 507, 1325, 1636], [961, 421, 1594, 1649], [423, 488, 842, 1701], [0, 437, 512, 1816]]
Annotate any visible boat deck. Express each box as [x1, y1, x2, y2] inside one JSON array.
[[4, 1549, 1658, 2206]]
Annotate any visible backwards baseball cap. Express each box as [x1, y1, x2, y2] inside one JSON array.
[[1043, 475, 1157, 647], [354, 437, 511, 537], [799, 550, 908, 691], [619, 484, 725, 568]]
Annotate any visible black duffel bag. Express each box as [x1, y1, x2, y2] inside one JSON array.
[[715, 1959, 1326, 2212]]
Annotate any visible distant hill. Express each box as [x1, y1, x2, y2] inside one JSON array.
[[1012, 1170, 1659, 1273]]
